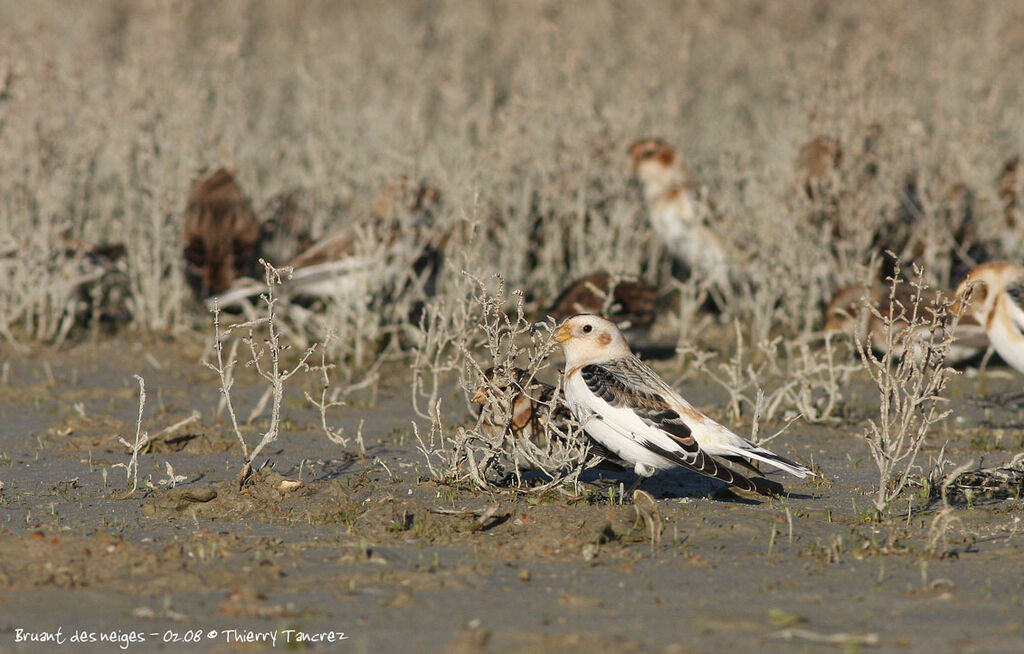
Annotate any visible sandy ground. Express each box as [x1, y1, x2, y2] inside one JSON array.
[[1, 338, 1023, 654]]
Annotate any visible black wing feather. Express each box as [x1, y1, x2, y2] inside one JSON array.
[[582, 362, 696, 446], [641, 439, 758, 493], [582, 361, 762, 494]]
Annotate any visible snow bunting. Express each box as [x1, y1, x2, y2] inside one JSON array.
[[556, 315, 812, 495], [182, 167, 262, 300], [628, 138, 731, 291], [472, 366, 622, 470], [825, 283, 987, 364], [955, 262, 1024, 374], [545, 271, 659, 333], [794, 135, 843, 202], [207, 177, 443, 308]]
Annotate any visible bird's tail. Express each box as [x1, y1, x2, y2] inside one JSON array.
[[724, 445, 815, 478]]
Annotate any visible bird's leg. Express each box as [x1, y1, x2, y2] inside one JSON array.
[[624, 475, 646, 497], [978, 345, 995, 375]]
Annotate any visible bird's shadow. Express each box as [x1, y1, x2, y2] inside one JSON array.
[[580, 468, 811, 503]]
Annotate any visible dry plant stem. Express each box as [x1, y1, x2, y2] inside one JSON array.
[[203, 301, 258, 460], [304, 331, 349, 446], [410, 268, 478, 419], [114, 374, 150, 497], [680, 326, 805, 442], [856, 263, 960, 515], [244, 262, 317, 465], [925, 457, 974, 556], [783, 335, 856, 424], [204, 261, 317, 487]]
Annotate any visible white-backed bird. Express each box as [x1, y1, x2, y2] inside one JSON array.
[[825, 283, 988, 364], [206, 177, 442, 308], [628, 138, 731, 293], [955, 261, 1024, 374], [555, 315, 813, 495]]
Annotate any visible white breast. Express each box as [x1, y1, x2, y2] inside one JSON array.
[[987, 296, 1024, 375], [563, 371, 677, 477]]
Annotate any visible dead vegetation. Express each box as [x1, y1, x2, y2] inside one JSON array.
[[855, 263, 963, 515], [3, 1, 1024, 591]]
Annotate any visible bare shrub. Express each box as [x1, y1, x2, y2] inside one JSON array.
[[856, 263, 962, 515], [303, 331, 350, 448], [678, 325, 797, 428], [781, 336, 859, 424], [674, 316, 856, 452], [409, 264, 481, 421], [412, 272, 594, 491], [113, 375, 150, 496], [204, 261, 318, 486]]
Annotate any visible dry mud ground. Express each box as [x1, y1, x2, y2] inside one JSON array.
[[1, 339, 1023, 654]]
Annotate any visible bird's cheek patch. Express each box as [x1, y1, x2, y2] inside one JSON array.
[[598, 333, 612, 346]]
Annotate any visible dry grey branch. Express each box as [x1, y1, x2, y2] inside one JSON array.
[[856, 263, 961, 515], [113, 374, 150, 496]]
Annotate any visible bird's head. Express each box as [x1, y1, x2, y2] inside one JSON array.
[[627, 138, 685, 200], [472, 366, 524, 404], [954, 262, 1023, 323], [628, 138, 675, 171], [555, 314, 631, 366]]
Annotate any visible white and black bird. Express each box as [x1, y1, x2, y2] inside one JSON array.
[[555, 315, 814, 495]]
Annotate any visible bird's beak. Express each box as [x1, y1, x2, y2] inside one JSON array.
[[951, 292, 971, 318], [554, 325, 572, 342]]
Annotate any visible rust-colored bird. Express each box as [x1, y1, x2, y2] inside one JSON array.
[[545, 271, 659, 332], [794, 135, 843, 202], [472, 366, 622, 471], [181, 167, 262, 300]]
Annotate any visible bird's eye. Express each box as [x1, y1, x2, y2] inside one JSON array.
[[582, 324, 593, 334]]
